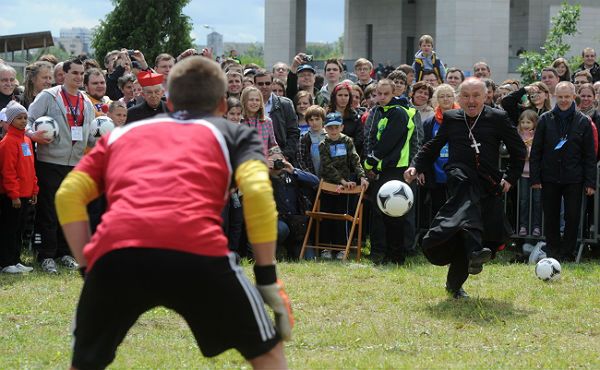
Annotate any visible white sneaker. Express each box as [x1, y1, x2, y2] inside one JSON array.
[[41, 258, 58, 274], [59, 255, 79, 270], [2, 265, 22, 274], [16, 263, 33, 272], [321, 250, 332, 259], [336, 251, 346, 260]]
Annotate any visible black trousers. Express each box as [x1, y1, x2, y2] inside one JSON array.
[[35, 161, 73, 261], [369, 168, 407, 262], [0, 195, 31, 267], [541, 182, 584, 259]]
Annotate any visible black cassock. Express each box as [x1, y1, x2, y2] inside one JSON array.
[[413, 106, 526, 266], [125, 100, 169, 125]]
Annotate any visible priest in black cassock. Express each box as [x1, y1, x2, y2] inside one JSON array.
[[405, 78, 526, 299], [125, 70, 169, 125]]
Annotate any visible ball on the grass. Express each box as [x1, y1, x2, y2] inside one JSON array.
[[34, 116, 59, 140], [376, 180, 413, 217], [92, 116, 115, 137], [535, 258, 561, 281]]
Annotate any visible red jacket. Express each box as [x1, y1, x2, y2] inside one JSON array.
[[0, 125, 38, 199]]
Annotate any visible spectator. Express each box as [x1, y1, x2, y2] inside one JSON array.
[[516, 110, 542, 237], [572, 47, 600, 83], [268, 146, 319, 260], [319, 112, 368, 260], [293, 90, 313, 136], [502, 81, 551, 126], [225, 96, 242, 124], [53, 62, 65, 86], [412, 34, 446, 84], [241, 86, 278, 158], [541, 67, 560, 104], [552, 57, 572, 82], [254, 70, 300, 164], [21, 61, 53, 109], [421, 84, 459, 218], [354, 58, 376, 93], [573, 70, 593, 89], [106, 100, 127, 127], [445, 67, 465, 91], [364, 79, 412, 264], [387, 70, 408, 97], [328, 82, 364, 158], [243, 76, 254, 88], [396, 64, 415, 86], [473, 61, 491, 78], [272, 62, 289, 81], [0, 101, 37, 273], [226, 70, 243, 99], [84, 68, 111, 117], [271, 78, 286, 97], [26, 56, 96, 273], [483, 79, 498, 108], [422, 71, 440, 88], [298, 105, 326, 176], [154, 53, 175, 93], [0, 63, 17, 109], [319, 58, 343, 107], [286, 53, 324, 105], [38, 54, 59, 66], [350, 84, 366, 117], [117, 73, 136, 108], [530, 82, 596, 262], [411, 81, 435, 122], [126, 71, 168, 124]]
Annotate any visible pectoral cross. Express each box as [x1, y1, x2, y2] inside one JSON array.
[[470, 138, 481, 154]]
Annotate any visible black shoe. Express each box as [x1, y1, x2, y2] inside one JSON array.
[[446, 286, 469, 299], [468, 248, 492, 275]]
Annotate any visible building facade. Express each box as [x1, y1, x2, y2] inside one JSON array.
[[265, 0, 600, 82]]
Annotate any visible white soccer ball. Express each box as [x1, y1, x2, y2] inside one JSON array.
[[92, 116, 115, 137], [34, 116, 59, 140], [535, 258, 561, 281], [376, 180, 414, 217]]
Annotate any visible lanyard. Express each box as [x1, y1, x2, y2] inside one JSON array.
[[61, 88, 82, 126]]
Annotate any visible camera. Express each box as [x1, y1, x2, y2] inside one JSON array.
[[131, 61, 142, 70], [273, 159, 285, 170], [303, 54, 313, 62], [127, 49, 135, 57]]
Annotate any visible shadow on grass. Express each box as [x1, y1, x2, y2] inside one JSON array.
[[426, 297, 535, 326]]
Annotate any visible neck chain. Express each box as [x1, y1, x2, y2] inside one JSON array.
[[463, 109, 483, 154]]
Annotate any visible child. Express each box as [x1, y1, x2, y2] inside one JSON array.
[[240, 86, 278, 157], [225, 97, 242, 124], [364, 79, 414, 264], [0, 101, 38, 273], [319, 112, 368, 259], [294, 90, 313, 136], [517, 110, 542, 237], [107, 100, 128, 127], [412, 34, 446, 84], [299, 105, 326, 176]]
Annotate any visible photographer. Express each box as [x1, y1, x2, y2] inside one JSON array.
[[286, 53, 325, 106], [267, 147, 319, 260], [106, 49, 149, 100]]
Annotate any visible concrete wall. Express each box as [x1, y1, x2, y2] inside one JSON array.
[[435, 0, 510, 80], [264, 0, 306, 69]]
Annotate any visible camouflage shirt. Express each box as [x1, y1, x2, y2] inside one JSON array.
[[319, 133, 365, 184]]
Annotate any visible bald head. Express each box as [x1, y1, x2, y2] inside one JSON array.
[[457, 78, 487, 117], [555, 81, 576, 111]]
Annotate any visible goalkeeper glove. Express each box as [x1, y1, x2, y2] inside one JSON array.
[[254, 265, 294, 341]]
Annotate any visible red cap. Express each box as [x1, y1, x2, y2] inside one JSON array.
[[137, 70, 164, 87]]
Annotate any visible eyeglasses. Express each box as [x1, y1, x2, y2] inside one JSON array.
[[528, 93, 539, 99], [356, 67, 370, 72], [275, 67, 287, 72], [256, 81, 272, 86]]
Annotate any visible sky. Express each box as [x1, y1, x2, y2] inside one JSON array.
[[0, 0, 344, 44]]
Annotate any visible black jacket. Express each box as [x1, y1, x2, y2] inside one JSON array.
[[125, 100, 169, 125], [267, 94, 300, 163], [413, 106, 526, 194], [501, 87, 548, 127], [530, 106, 596, 188], [572, 62, 600, 83], [341, 111, 364, 159]]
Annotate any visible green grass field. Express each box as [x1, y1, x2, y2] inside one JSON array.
[[1, 252, 600, 369]]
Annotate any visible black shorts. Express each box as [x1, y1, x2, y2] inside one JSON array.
[[72, 248, 280, 369]]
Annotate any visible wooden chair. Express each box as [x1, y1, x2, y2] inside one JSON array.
[[300, 180, 365, 261]]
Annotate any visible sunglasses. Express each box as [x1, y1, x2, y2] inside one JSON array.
[[256, 81, 272, 87]]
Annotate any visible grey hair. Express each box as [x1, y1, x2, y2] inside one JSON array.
[[555, 81, 576, 94], [0, 63, 16, 75]]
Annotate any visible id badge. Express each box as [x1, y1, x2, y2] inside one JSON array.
[[554, 138, 567, 150], [21, 143, 32, 157], [71, 126, 83, 141], [330, 143, 347, 157]]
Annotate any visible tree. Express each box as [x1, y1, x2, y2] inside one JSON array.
[[518, 2, 581, 85], [92, 0, 194, 68]]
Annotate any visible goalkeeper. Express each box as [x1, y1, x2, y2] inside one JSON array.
[[55, 56, 293, 370]]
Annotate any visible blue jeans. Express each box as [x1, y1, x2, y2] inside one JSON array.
[[518, 177, 542, 229]]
